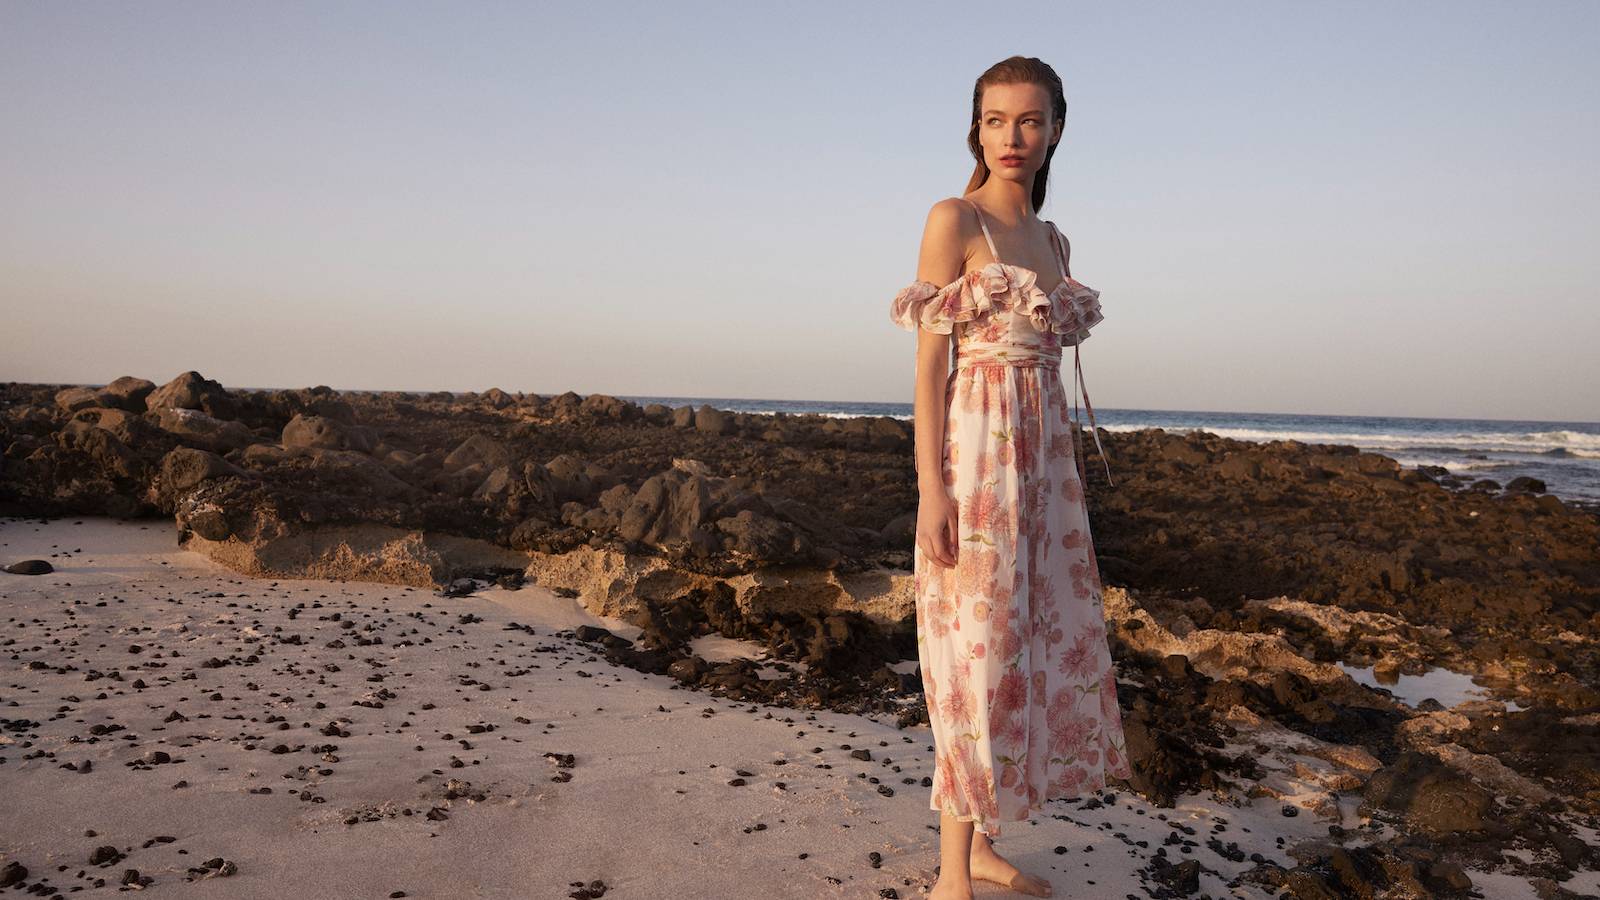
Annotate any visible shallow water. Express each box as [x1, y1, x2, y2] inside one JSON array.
[[1336, 660, 1526, 711]]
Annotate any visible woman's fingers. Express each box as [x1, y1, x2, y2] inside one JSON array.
[[916, 501, 961, 568], [936, 520, 957, 568], [919, 533, 951, 569]]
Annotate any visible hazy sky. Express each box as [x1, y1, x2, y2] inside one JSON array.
[[3, 1, 1596, 421]]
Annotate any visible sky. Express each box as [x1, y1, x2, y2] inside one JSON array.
[[2, 0, 1596, 422]]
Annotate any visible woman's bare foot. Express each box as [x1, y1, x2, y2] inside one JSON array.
[[927, 872, 974, 900], [969, 838, 1054, 897]]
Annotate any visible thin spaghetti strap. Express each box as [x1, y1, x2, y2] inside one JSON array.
[[963, 197, 1002, 265], [1045, 220, 1071, 281]]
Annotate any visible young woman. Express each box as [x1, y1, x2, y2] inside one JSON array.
[[889, 56, 1131, 899]]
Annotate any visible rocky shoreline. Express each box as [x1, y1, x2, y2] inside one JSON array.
[[4, 371, 1599, 898]]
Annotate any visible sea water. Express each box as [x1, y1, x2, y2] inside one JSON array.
[[619, 394, 1600, 509]]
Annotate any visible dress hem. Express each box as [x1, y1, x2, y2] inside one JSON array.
[[930, 770, 1132, 837]]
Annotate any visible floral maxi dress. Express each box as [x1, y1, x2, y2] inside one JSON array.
[[889, 199, 1132, 837]]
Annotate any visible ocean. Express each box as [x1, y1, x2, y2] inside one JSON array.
[[618, 394, 1600, 508]]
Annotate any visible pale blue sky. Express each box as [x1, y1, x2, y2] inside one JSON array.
[[3, 1, 1596, 421]]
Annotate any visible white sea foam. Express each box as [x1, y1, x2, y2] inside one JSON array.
[[1382, 455, 1516, 472], [1099, 425, 1600, 458]]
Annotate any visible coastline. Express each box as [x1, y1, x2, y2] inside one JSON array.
[[3, 374, 1600, 897]]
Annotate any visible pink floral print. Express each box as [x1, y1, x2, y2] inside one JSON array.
[[891, 212, 1129, 837]]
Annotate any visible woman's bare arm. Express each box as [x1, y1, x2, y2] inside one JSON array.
[[912, 198, 969, 497]]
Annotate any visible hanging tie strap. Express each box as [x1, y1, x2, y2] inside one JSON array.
[[1048, 220, 1114, 488], [1072, 342, 1114, 487]]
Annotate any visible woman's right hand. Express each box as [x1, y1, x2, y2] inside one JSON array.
[[915, 489, 959, 568]]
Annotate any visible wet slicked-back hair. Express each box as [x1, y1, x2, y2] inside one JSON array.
[[963, 56, 1068, 214]]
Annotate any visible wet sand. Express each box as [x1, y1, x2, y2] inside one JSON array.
[[2, 516, 1593, 899]]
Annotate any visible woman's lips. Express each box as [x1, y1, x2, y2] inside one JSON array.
[[999, 157, 1024, 167]]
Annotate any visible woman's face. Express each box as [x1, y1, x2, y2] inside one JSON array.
[[977, 82, 1060, 185]]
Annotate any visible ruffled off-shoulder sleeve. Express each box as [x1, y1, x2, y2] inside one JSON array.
[[889, 280, 952, 333], [1052, 280, 1104, 346], [889, 266, 1017, 334], [889, 261, 1105, 343], [1043, 224, 1104, 345]]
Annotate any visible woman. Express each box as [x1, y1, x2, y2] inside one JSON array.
[[889, 56, 1131, 899]]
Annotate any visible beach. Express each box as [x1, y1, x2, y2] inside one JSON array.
[[0, 516, 1379, 899], [3, 374, 1600, 899]]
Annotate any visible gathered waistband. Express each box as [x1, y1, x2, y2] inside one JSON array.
[[946, 340, 1116, 487], [952, 344, 1063, 368]]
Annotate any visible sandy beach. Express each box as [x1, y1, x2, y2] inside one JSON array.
[[1, 515, 1593, 899], [3, 373, 1600, 899]]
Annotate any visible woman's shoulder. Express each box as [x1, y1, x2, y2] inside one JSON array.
[[890, 199, 977, 334], [916, 197, 980, 261], [924, 195, 976, 231]]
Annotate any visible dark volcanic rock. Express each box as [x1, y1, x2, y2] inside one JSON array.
[[1359, 751, 1495, 836], [163, 446, 246, 489], [5, 559, 54, 575], [283, 413, 377, 453], [5, 374, 1600, 876], [147, 370, 239, 420]]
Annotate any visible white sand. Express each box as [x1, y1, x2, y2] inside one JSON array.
[[1, 516, 1588, 899]]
